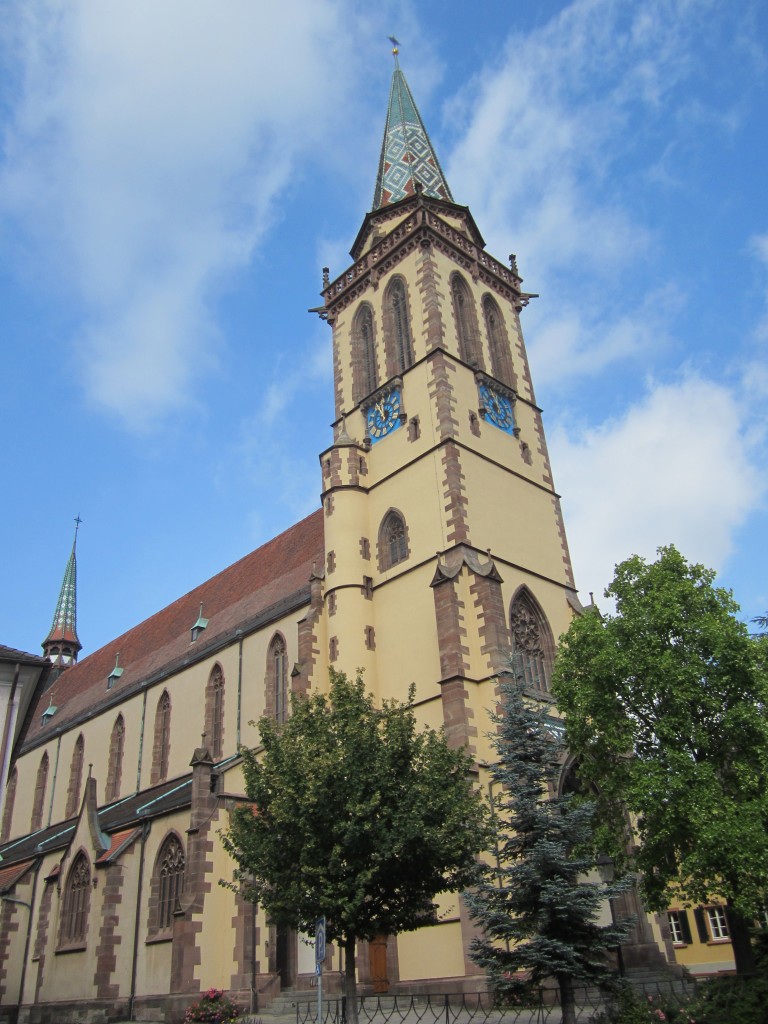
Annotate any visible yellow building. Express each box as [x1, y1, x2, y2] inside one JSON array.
[[0, 58, 700, 1024]]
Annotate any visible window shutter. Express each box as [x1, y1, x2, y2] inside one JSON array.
[[693, 907, 709, 943], [679, 909, 693, 944]]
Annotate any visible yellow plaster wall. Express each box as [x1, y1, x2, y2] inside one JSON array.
[[397, 920, 466, 981]]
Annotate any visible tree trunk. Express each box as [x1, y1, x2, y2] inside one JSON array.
[[558, 974, 576, 1024], [724, 901, 756, 975], [344, 934, 358, 1024]]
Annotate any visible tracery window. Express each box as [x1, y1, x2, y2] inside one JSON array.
[[205, 664, 225, 759], [483, 295, 515, 387], [65, 734, 85, 818], [152, 691, 172, 784], [451, 274, 482, 368], [1, 767, 17, 841], [352, 303, 378, 404], [378, 510, 409, 571], [60, 852, 90, 946], [156, 833, 185, 931], [31, 753, 49, 831], [106, 715, 125, 803], [385, 278, 414, 375], [509, 589, 553, 693], [268, 635, 288, 724]]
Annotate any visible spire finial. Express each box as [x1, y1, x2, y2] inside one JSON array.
[[42, 520, 83, 670], [388, 35, 400, 67]]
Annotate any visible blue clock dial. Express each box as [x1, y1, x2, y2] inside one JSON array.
[[366, 388, 402, 442], [479, 383, 516, 434]]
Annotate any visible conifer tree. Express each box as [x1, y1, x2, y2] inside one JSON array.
[[465, 676, 631, 1024]]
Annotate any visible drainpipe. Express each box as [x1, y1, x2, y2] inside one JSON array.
[[128, 819, 151, 1021]]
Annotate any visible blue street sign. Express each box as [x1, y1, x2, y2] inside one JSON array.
[[315, 917, 326, 964]]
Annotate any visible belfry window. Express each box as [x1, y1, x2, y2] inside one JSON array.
[[352, 303, 378, 404], [509, 589, 553, 693], [451, 274, 482, 368], [378, 510, 409, 570], [387, 279, 414, 375], [483, 295, 515, 387]]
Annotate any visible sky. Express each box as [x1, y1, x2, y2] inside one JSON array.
[[1, 0, 767, 658]]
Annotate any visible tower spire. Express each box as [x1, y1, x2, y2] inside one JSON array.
[[372, 44, 453, 210], [42, 516, 83, 673]]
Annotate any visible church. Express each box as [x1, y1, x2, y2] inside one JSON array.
[[0, 55, 690, 1024]]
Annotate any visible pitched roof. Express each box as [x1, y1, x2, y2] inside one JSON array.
[[43, 532, 81, 650], [0, 645, 48, 666], [23, 510, 324, 748], [373, 66, 453, 209], [0, 858, 35, 892]]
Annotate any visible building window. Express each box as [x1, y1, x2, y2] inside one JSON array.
[[509, 589, 554, 693], [1, 767, 17, 841], [268, 634, 288, 724], [65, 734, 85, 818], [352, 303, 378, 404], [667, 910, 692, 945], [706, 906, 729, 940], [155, 834, 185, 932], [152, 691, 172, 784], [106, 715, 125, 803], [483, 294, 515, 387], [378, 510, 409, 571], [205, 664, 225, 759], [451, 274, 482, 368], [384, 278, 414, 376], [60, 852, 90, 946], [31, 753, 49, 831]]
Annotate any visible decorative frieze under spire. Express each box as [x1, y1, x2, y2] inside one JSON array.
[[372, 43, 453, 209], [42, 516, 82, 672]]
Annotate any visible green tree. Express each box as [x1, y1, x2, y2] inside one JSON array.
[[552, 545, 768, 974], [465, 676, 632, 1024], [222, 669, 490, 1024]]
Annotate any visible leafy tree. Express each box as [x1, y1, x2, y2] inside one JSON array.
[[552, 545, 768, 974], [465, 676, 632, 1024], [222, 669, 490, 1024]]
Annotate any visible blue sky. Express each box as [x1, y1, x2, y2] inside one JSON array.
[[2, 0, 766, 658]]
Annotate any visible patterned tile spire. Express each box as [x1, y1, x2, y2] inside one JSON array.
[[373, 44, 453, 209], [42, 517, 82, 671]]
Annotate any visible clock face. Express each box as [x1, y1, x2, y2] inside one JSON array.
[[367, 388, 402, 442], [479, 383, 515, 434]]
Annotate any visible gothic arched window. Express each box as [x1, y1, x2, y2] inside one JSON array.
[[31, 753, 49, 831], [483, 295, 515, 387], [351, 303, 378, 405], [153, 833, 185, 933], [152, 691, 172, 784], [2, 767, 17, 841], [451, 274, 482, 369], [384, 278, 414, 376], [65, 735, 84, 818], [509, 589, 554, 693], [378, 510, 409, 571], [205, 664, 225, 759], [106, 715, 125, 803], [268, 634, 288, 724], [60, 852, 90, 946]]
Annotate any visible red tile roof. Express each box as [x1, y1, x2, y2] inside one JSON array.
[[95, 828, 142, 864], [0, 858, 35, 891], [23, 510, 324, 748]]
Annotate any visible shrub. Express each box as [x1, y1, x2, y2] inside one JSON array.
[[184, 987, 241, 1023]]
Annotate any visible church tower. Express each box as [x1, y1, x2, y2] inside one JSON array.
[[41, 518, 83, 675], [315, 54, 581, 975], [317, 50, 578, 747]]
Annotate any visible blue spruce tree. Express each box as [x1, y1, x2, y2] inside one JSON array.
[[465, 676, 632, 1024]]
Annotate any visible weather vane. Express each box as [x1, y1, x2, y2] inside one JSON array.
[[388, 35, 400, 66]]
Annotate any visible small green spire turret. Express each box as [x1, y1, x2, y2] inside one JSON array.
[[42, 516, 83, 673], [372, 43, 453, 210]]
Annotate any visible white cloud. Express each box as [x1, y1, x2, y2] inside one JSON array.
[[0, 0, 363, 429], [550, 375, 765, 603]]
